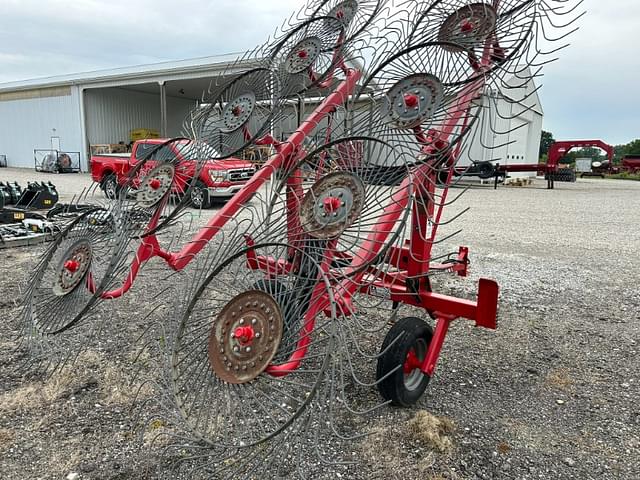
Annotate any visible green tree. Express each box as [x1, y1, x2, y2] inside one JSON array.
[[539, 130, 555, 159], [613, 139, 640, 163], [625, 139, 640, 155]]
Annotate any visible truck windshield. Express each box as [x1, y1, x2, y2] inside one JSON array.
[[176, 142, 220, 160]]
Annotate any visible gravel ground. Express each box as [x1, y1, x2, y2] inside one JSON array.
[[0, 174, 638, 479]]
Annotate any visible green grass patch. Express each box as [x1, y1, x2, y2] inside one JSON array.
[[608, 172, 640, 181]]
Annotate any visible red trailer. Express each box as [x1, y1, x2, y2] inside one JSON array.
[[622, 155, 640, 174], [495, 139, 614, 189]]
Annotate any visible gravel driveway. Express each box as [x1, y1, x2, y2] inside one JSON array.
[[0, 175, 638, 479]]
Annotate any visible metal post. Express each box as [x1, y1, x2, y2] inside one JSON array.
[[159, 81, 168, 138]]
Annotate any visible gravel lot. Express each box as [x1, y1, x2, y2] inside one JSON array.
[[0, 172, 638, 479]]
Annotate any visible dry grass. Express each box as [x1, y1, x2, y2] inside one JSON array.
[[359, 410, 456, 480], [0, 428, 15, 452], [407, 410, 456, 453], [544, 368, 574, 391], [497, 441, 512, 454]]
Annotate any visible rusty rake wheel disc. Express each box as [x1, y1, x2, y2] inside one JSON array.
[[271, 16, 345, 96], [24, 208, 126, 336], [51, 239, 92, 297], [207, 290, 284, 384], [381, 73, 445, 130], [437, 2, 498, 52], [171, 243, 335, 448], [136, 164, 175, 208], [299, 171, 365, 239]]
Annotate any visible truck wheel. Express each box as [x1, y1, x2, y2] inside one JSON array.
[[190, 181, 211, 209], [376, 316, 433, 407], [101, 174, 119, 200]]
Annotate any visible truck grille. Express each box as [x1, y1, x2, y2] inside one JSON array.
[[228, 168, 255, 182]]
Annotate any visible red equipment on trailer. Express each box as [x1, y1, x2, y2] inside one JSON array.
[[496, 139, 615, 189]]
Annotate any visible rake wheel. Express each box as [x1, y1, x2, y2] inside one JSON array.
[[271, 16, 345, 96], [410, 0, 538, 74], [197, 68, 280, 159], [351, 42, 484, 156], [437, 2, 498, 52], [250, 137, 412, 276], [171, 243, 335, 447], [310, 0, 384, 45], [117, 138, 231, 238], [24, 208, 125, 335]]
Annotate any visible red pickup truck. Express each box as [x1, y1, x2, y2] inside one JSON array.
[[90, 139, 256, 208]]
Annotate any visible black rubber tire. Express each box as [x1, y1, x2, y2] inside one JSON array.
[[189, 180, 211, 209], [101, 174, 119, 200], [376, 316, 433, 407], [476, 161, 496, 179]]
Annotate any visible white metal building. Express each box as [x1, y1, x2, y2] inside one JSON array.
[[0, 54, 253, 171], [459, 67, 544, 177], [0, 56, 542, 173]]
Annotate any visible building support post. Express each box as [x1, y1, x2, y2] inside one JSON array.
[[159, 81, 168, 138]]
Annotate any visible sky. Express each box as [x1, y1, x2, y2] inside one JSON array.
[[0, 0, 638, 145]]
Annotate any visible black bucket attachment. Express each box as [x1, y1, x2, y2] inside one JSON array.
[[15, 182, 59, 210]]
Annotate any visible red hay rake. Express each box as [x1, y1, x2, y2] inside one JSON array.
[[20, 0, 582, 476]]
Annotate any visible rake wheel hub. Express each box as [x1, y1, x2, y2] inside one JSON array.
[[285, 37, 323, 74], [404, 93, 419, 108], [64, 260, 80, 273], [53, 239, 92, 296], [460, 20, 475, 33], [137, 164, 175, 208], [438, 3, 497, 52], [300, 171, 365, 239], [221, 92, 256, 133], [327, 0, 358, 28], [208, 290, 283, 384], [383, 73, 444, 129]]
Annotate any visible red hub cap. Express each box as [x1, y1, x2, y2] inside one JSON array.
[[403, 348, 422, 374], [232, 105, 243, 117], [460, 20, 475, 33], [404, 93, 419, 108], [323, 196, 342, 213], [233, 325, 255, 345], [64, 260, 80, 273], [298, 49, 308, 59], [149, 178, 162, 190]]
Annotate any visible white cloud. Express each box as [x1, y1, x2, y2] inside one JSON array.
[[0, 0, 638, 143]]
